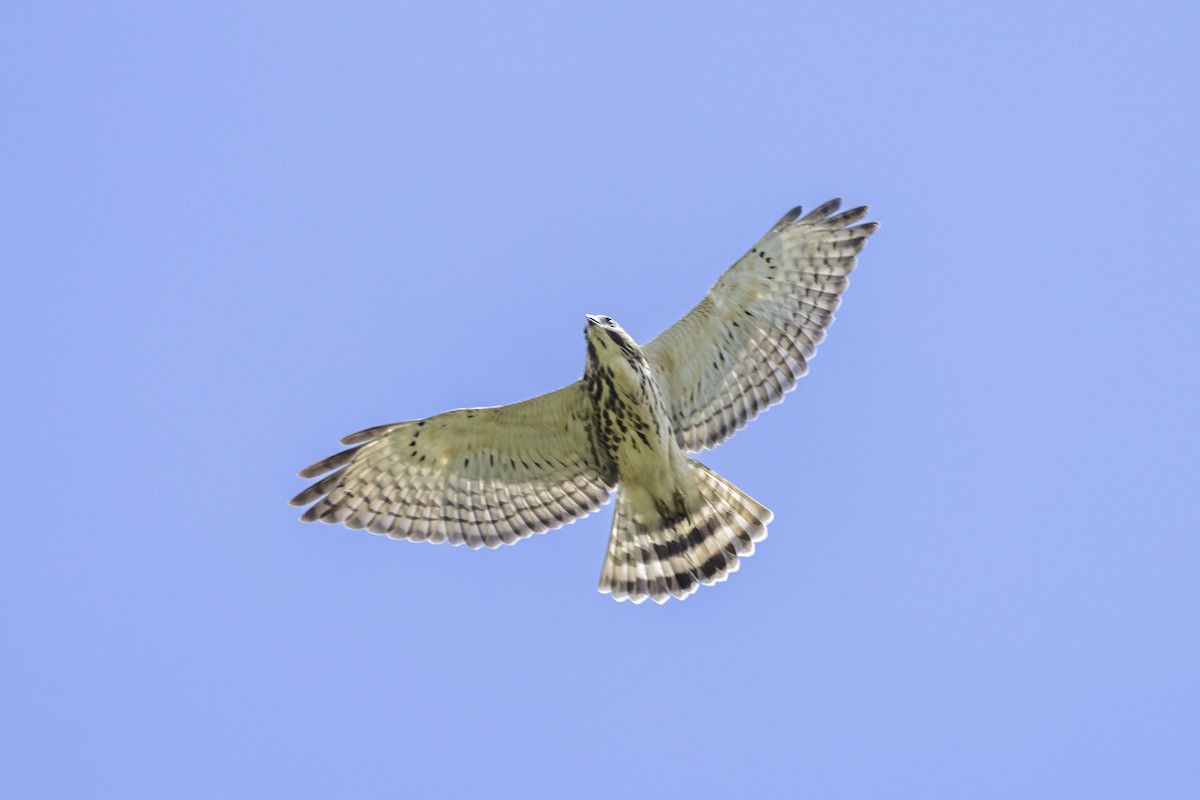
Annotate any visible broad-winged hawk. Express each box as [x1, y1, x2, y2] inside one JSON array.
[[291, 199, 879, 603]]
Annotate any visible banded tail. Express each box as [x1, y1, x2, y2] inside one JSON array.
[[598, 460, 772, 604]]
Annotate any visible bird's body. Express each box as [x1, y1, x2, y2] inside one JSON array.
[[582, 315, 763, 602], [583, 316, 679, 498], [291, 199, 879, 603]]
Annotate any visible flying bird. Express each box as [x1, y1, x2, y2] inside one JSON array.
[[291, 199, 879, 603]]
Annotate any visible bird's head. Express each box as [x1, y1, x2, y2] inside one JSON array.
[[584, 314, 647, 373], [585, 314, 636, 346]]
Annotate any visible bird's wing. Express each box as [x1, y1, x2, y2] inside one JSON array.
[[290, 381, 616, 548], [642, 199, 878, 452]]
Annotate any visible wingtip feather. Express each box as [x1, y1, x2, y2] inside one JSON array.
[[771, 205, 804, 232], [800, 198, 842, 223], [340, 424, 394, 446], [297, 445, 362, 479]]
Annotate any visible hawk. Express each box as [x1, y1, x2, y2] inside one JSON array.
[[291, 199, 879, 603]]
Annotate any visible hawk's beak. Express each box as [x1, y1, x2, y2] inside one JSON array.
[[586, 314, 602, 326]]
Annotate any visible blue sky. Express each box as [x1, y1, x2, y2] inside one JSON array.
[[3, 1, 1198, 797]]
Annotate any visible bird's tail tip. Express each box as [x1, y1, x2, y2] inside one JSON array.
[[597, 460, 770, 604]]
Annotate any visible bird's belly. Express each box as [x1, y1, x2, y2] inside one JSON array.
[[593, 389, 682, 498], [611, 420, 679, 496]]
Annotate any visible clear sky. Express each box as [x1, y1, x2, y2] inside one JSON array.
[[3, 1, 1198, 797]]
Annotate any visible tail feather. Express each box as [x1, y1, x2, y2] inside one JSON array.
[[598, 460, 772, 604]]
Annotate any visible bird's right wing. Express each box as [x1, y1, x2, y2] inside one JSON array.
[[643, 199, 878, 452], [290, 382, 616, 548]]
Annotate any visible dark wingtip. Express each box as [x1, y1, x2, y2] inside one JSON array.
[[297, 445, 362, 479], [771, 205, 804, 232], [801, 198, 842, 223], [340, 424, 394, 446], [289, 469, 346, 507], [824, 205, 871, 229]]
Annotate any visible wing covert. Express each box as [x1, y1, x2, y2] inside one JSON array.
[[290, 382, 616, 548], [643, 199, 878, 451]]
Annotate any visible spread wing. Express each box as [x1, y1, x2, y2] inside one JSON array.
[[643, 199, 878, 452], [289, 382, 616, 548]]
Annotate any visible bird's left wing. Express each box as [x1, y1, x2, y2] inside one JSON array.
[[290, 381, 617, 548], [643, 199, 879, 452]]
